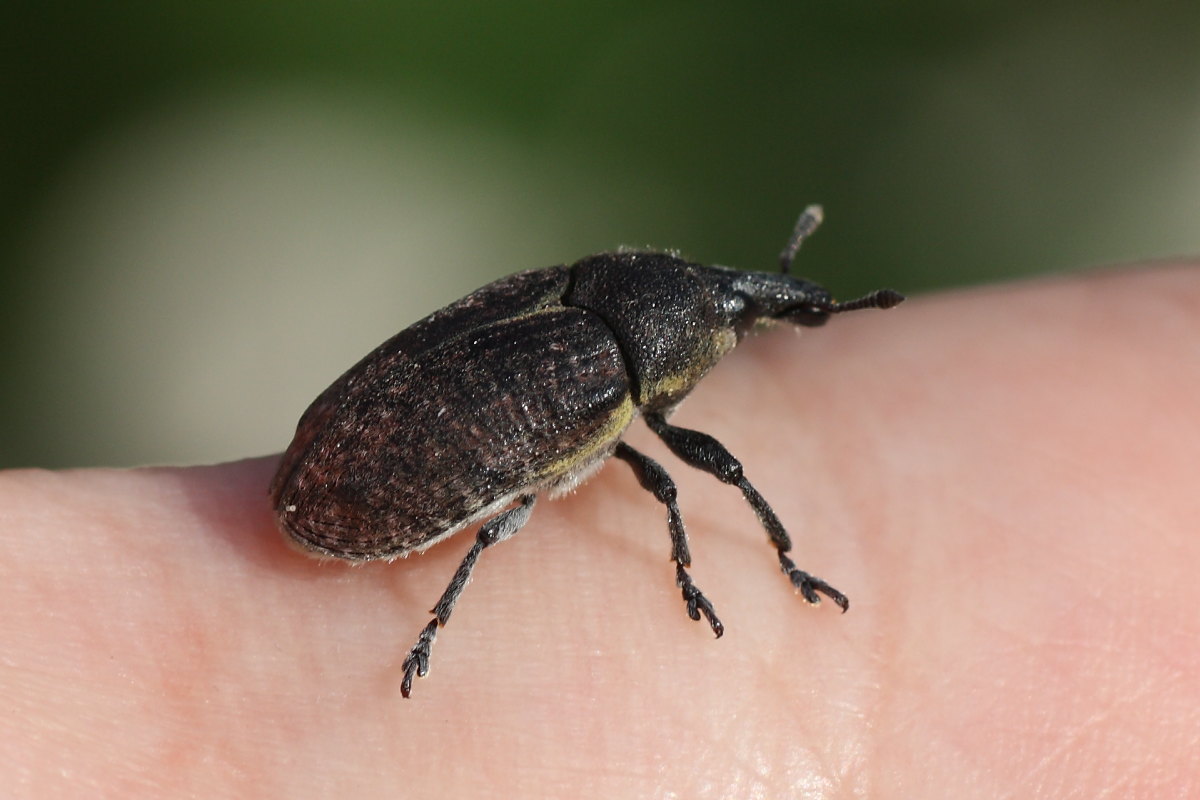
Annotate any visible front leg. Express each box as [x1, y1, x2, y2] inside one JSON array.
[[643, 412, 848, 612]]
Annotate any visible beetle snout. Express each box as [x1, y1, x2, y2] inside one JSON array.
[[780, 304, 833, 327]]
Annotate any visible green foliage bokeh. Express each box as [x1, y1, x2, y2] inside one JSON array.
[[3, 1, 1198, 467]]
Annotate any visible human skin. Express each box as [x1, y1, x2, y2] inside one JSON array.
[[1, 265, 1197, 799]]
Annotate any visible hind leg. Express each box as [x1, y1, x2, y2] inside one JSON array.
[[401, 494, 537, 698]]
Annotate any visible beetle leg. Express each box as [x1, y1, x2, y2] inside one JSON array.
[[643, 412, 849, 613], [613, 442, 723, 638], [400, 494, 537, 697]]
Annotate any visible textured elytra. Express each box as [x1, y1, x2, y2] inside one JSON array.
[[273, 307, 630, 560]]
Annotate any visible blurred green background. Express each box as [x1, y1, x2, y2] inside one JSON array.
[[3, 1, 1199, 469]]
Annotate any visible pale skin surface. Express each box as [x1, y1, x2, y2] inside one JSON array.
[[2, 265, 1198, 799]]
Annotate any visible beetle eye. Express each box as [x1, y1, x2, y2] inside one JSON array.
[[720, 292, 747, 321]]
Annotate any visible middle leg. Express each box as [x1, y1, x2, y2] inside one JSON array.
[[613, 442, 723, 637]]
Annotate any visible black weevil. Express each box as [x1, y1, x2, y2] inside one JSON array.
[[270, 206, 903, 697]]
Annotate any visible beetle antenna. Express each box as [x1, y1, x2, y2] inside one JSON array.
[[778, 205, 824, 274], [827, 289, 906, 313]]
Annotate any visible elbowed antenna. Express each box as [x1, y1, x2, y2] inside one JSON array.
[[778, 205, 824, 274], [774, 206, 904, 314], [826, 289, 906, 313]]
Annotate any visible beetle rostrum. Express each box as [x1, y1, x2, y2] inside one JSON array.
[[270, 206, 904, 697]]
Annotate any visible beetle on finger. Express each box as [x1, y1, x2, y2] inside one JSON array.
[[270, 206, 903, 697]]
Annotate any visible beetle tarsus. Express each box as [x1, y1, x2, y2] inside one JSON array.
[[779, 552, 849, 612], [400, 619, 439, 697], [678, 564, 724, 637]]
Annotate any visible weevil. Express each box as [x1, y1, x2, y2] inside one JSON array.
[[270, 206, 903, 697]]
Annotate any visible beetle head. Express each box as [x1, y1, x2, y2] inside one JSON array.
[[723, 204, 905, 331]]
